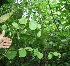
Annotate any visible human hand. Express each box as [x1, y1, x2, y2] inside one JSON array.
[[0, 30, 12, 48]]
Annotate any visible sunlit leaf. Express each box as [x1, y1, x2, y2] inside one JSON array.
[[19, 17, 27, 25], [34, 48, 43, 59], [19, 48, 27, 57], [29, 20, 37, 30], [53, 52, 59, 56], [12, 22, 19, 29], [37, 52, 43, 59], [37, 24, 41, 29], [24, 47, 33, 51], [48, 53, 53, 59], [2, 24, 7, 30], [37, 31, 41, 37]]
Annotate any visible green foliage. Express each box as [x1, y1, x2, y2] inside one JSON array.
[[5, 48, 17, 60], [29, 20, 38, 30], [19, 48, 27, 57], [0, 0, 70, 66], [37, 31, 41, 37], [24, 47, 33, 51], [12, 22, 19, 29], [53, 52, 61, 58], [34, 48, 43, 59], [19, 17, 27, 25], [48, 53, 53, 60], [2, 24, 7, 30]]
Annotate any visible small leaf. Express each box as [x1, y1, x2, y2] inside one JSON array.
[[53, 52, 59, 56], [29, 20, 37, 30], [34, 48, 39, 56], [19, 17, 27, 25], [33, 48, 43, 59], [19, 48, 26, 57], [24, 47, 33, 51], [37, 24, 41, 29], [48, 53, 53, 59], [34, 48, 38, 53], [37, 52, 43, 59], [5, 50, 17, 60], [37, 31, 41, 37], [12, 22, 19, 29], [58, 53, 61, 58], [2, 24, 7, 30]]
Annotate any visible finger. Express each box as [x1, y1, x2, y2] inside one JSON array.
[[2, 46, 10, 48], [3, 39, 8, 43], [1, 30, 5, 37], [3, 43, 11, 46], [3, 40, 12, 44], [3, 38, 12, 43]]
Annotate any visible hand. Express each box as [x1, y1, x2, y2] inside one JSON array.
[[0, 30, 12, 48], [0, 30, 5, 43]]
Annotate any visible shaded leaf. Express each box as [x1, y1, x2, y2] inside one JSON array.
[[5, 50, 17, 60]]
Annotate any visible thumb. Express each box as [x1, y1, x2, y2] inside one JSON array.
[[1, 30, 5, 37]]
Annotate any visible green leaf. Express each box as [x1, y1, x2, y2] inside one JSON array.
[[34, 48, 39, 56], [19, 48, 26, 57], [37, 52, 43, 59], [19, 17, 27, 25], [0, 10, 14, 23], [12, 22, 19, 29], [34, 48, 38, 53], [37, 31, 41, 37], [2, 24, 7, 30], [5, 50, 17, 60], [48, 53, 53, 60], [58, 53, 61, 58], [37, 24, 41, 29], [34, 48, 43, 59], [29, 20, 37, 30], [53, 52, 59, 56], [24, 47, 33, 51]]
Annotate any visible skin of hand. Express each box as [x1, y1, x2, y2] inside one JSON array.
[[0, 30, 12, 48]]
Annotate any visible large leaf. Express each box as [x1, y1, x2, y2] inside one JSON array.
[[5, 50, 17, 60], [19, 48, 27, 57], [29, 20, 37, 30]]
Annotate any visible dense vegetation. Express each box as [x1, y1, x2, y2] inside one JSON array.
[[0, 0, 70, 66]]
